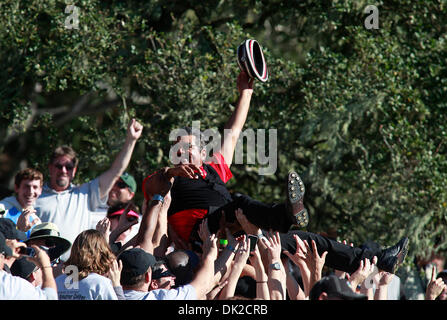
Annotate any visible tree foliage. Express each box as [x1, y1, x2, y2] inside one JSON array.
[[1, 0, 446, 263]]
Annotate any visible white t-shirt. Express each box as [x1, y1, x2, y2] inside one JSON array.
[[55, 272, 118, 300], [0, 270, 57, 300], [34, 178, 107, 261], [123, 284, 197, 300]]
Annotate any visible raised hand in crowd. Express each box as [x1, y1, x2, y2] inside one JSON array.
[[107, 259, 123, 288], [191, 230, 219, 299], [281, 256, 307, 300], [302, 239, 328, 292], [373, 270, 394, 300], [260, 232, 287, 300], [153, 190, 171, 257], [348, 256, 377, 292], [16, 206, 41, 232], [283, 234, 312, 297], [96, 217, 112, 243], [199, 217, 238, 284], [249, 242, 270, 300], [106, 259, 125, 300], [219, 235, 251, 299], [426, 265, 447, 300], [127, 118, 143, 141]]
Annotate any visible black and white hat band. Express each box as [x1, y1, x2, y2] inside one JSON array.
[[237, 39, 268, 82]]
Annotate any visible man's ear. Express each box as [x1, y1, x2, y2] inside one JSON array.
[[150, 279, 158, 290], [200, 147, 207, 161], [145, 269, 152, 283]]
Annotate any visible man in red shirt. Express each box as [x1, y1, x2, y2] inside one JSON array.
[[143, 71, 409, 276], [143, 71, 307, 246]]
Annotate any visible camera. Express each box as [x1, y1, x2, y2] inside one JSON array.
[[19, 245, 50, 257], [248, 235, 258, 252], [19, 247, 36, 257]]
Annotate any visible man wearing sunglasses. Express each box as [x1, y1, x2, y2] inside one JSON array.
[[150, 260, 176, 291], [34, 118, 143, 261]]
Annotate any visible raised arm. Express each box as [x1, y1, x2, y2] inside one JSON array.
[[119, 171, 173, 254], [425, 265, 446, 300], [283, 234, 312, 297], [220, 71, 254, 167], [98, 119, 143, 200], [219, 235, 251, 299], [261, 232, 287, 300], [189, 232, 219, 300]]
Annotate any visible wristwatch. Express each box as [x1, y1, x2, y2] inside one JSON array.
[[270, 262, 281, 271], [257, 233, 266, 240], [152, 194, 164, 203]]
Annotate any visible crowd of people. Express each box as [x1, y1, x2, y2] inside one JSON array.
[[0, 71, 444, 301]]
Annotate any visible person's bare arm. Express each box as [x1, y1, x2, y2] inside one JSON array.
[[374, 271, 394, 300], [220, 71, 253, 167], [219, 235, 251, 299], [249, 243, 270, 300], [189, 233, 219, 300], [98, 119, 143, 200], [282, 256, 306, 300], [152, 192, 171, 257], [283, 234, 312, 297], [27, 245, 57, 293], [261, 232, 287, 300]]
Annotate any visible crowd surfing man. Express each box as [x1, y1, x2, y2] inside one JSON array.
[[143, 71, 309, 245], [143, 71, 409, 276]]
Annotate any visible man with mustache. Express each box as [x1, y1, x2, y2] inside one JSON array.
[[34, 119, 143, 261]]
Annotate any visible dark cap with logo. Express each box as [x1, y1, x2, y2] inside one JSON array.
[[118, 248, 156, 277]]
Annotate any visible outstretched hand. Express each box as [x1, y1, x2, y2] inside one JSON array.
[[426, 265, 447, 300], [237, 71, 254, 94], [127, 118, 143, 141], [17, 206, 41, 232]]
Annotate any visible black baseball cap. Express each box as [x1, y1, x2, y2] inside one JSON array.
[[118, 248, 156, 277], [0, 232, 13, 257], [10, 257, 37, 280], [0, 218, 27, 241], [310, 275, 368, 300]]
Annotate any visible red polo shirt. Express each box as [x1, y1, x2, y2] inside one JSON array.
[[142, 153, 232, 242]]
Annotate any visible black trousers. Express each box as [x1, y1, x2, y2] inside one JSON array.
[[278, 230, 382, 274], [205, 193, 293, 235], [200, 193, 382, 274]]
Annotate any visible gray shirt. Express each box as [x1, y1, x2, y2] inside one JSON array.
[[34, 178, 107, 261]]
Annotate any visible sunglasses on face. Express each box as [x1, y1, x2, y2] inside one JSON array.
[[54, 163, 74, 171], [152, 269, 175, 280], [115, 181, 129, 189]]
